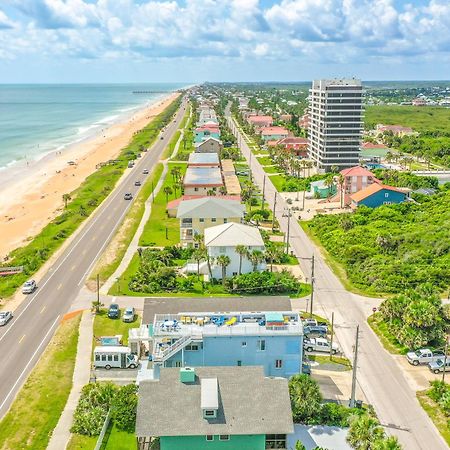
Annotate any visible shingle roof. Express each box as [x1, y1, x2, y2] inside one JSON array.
[[184, 167, 223, 186], [350, 183, 407, 202], [176, 197, 244, 219], [135, 366, 293, 437], [204, 222, 264, 247]]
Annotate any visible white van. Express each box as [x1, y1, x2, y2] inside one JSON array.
[[94, 346, 138, 370]]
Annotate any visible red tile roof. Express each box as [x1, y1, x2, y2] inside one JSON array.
[[350, 184, 407, 203], [261, 126, 289, 136], [340, 166, 376, 177], [362, 142, 389, 149]]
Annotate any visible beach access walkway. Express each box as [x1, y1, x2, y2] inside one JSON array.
[[100, 125, 185, 295], [47, 310, 93, 450]]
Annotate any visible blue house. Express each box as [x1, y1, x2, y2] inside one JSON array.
[[350, 183, 409, 208], [149, 311, 304, 379], [195, 126, 221, 143]]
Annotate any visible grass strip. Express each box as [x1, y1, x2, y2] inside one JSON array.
[[0, 96, 181, 299], [367, 313, 409, 355], [90, 163, 164, 284], [417, 390, 450, 446], [0, 313, 81, 450]]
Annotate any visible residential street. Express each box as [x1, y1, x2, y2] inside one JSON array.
[[227, 112, 448, 450], [0, 97, 187, 420]]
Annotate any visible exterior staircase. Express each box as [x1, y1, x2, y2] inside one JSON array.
[[152, 335, 193, 363]]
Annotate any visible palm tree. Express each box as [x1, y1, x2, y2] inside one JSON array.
[[216, 255, 231, 287], [248, 250, 264, 272], [252, 213, 263, 227], [347, 414, 385, 450], [207, 189, 216, 196], [219, 186, 227, 195], [235, 245, 248, 275], [163, 186, 173, 203], [192, 248, 205, 280], [372, 436, 402, 450], [324, 175, 335, 200], [265, 247, 278, 272], [62, 193, 71, 208], [337, 173, 345, 208]]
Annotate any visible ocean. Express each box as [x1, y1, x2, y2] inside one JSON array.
[[0, 83, 185, 170]]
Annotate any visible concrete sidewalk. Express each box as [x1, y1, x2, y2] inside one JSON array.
[[47, 310, 93, 450]]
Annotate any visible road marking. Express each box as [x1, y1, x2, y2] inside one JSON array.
[[57, 284, 62, 290], [19, 335, 26, 344], [92, 236, 97, 241], [40, 305, 47, 314], [0, 315, 60, 414], [82, 249, 87, 255], [71, 265, 76, 271]]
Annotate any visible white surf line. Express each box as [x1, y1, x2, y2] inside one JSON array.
[[0, 314, 60, 414]]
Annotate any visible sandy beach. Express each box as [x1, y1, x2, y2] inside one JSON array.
[[0, 92, 179, 260]]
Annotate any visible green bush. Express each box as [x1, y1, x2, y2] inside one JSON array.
[[112, 384, 138, 433]]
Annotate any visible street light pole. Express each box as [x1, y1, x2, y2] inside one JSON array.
[[329, 312, 335, 360], [286, 208, 291, 255], [349, 324, 360, 408]]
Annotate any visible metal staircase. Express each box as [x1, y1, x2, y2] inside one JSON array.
[[152, 335, 193, 363]]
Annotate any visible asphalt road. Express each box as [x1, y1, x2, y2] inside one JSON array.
[[227, 112, 448, 450], [0, 96, 187, 420]]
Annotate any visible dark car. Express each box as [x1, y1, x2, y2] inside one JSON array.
[[143, 169, 149, 174], [108, 304, 120, 319], [134, 180, 141, 186], [304, 325, 328, 338], [124, 193, 133, 200]]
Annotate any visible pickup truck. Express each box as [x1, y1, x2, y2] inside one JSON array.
[[406, 349, 446, 366], [428, 359, 450, 374], [304, 338, 339, 355]]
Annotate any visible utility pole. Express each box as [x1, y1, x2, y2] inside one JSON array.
[[349, 324, 360, 408], [262, 175, 266, 211], [96, 274, 100, 304], [329, 312, 334, 360], [443, 339, 449, 383], [151, 181, 155, 203], [302, 189, 306, 211], [271, 192, 277, 232], [309, 254, 315, 316], [286, 209, 291, 255]]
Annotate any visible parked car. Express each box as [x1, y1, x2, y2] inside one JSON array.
[[108, 304, 120, 319], [22, 280, 37, 294], [429, 359, 450, 374], [134, 180, 141, 186], [124, 193, 133, 200], [407, 349, 446, 366], [304, 338, 339, 355], [122, 307, 135, 323], [143, 169, 149, 174], [304, 325, 328, 338], [127, 161, 134, 168], [0, 311, 13, 326], [302, 318, 326, 328]]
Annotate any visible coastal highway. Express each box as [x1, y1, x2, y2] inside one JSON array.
[[0, 96, 187, 420], [227, 110, 448, 450]]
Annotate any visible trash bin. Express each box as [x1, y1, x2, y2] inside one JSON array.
[[355, 400, 363, 409]]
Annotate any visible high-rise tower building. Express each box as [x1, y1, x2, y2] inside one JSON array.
[[308, 79, 363, 172]]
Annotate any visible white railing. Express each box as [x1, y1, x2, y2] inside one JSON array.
[[153, 335, 193, 363]]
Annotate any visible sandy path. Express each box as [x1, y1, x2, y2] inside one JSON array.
[[0, 93, 179, 260]]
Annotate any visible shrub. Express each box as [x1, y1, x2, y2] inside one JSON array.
[[112, 384, 138, 433]]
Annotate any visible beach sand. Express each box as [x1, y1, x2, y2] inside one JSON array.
[[0, 92, 179, 260]]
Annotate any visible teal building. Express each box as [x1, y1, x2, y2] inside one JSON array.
[[136, 366, 293, 450]]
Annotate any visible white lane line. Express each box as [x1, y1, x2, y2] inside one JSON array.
[[19, 335, 26, 344], [40, 305, 46, 314], [0, 315, 60, 413]]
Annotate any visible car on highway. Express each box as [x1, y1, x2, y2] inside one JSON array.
[[406, 349, 446, 366], [160, 136, 164, 140], [143, 169, 149, 174], [429, 359, 450, 374], [124, 193, 133, 200], [304, 337, 339, 355], [122, 307, 135, 323], [0, 311, 13, 326], [22, 280, 37, 294], [108, 303, 120, 319], [134, 180, 141, 186]]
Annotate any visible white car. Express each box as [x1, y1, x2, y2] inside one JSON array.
[[22, 280, 37, 294], [304, 338, 339, 355], [0, 311, 13, 326]]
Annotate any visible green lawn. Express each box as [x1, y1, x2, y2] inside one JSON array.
[[91, 163, 164, 284], [268, 174, 287, 192], [256, 156, 274, 166], [0, 97, 181, 300], [308, 354, 352, 370], [367, 313, 409, 355], [139, 162, 187, 247], [417, 390, 450, 446], [161, 129, 181, 160], [0, 313, 81, 450], [263, 165, 281, 174], [67, 434, 97, 450], [93, 308, 140, 346], [365, 105, 450, 133]]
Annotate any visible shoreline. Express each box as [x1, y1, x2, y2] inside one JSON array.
[[0, 91, 180, 260]]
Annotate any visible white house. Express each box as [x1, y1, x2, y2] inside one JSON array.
[[204, 222, 266, 280]]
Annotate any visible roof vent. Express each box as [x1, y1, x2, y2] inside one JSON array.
[[180, 367, 196, 383], [201, 378, 219, 419]]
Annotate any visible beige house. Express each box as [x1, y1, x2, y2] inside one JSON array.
[[183, 167, 223, 196], [176, 197, 245, 247]]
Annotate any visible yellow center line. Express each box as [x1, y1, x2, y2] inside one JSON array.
[[40, 305, 46, 314], [19, 335, 26, 344]]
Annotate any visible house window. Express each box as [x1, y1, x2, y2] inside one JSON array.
[[266, 434, 286, 448], [186, 344, 199, 351], [205, 435, 214, 441], [275, 359, 283, 369], [223, 218, 228, 223], [199, 218, 204, 223], [383, 201, 392, 205], [175, 361, 182, 367], [219, 246, 226, 254], [194, 187, 199, 192], [242, 341, 247, 347], [257, 339, 266, 351], [385, 193, 389, 198], [219, 435, 230, 441], [211, 218, 216, 222], [205, 410, 216, 417], [237, 360, 242, 366]]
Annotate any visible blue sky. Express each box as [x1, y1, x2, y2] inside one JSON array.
[[0, 0, 449, 83]]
